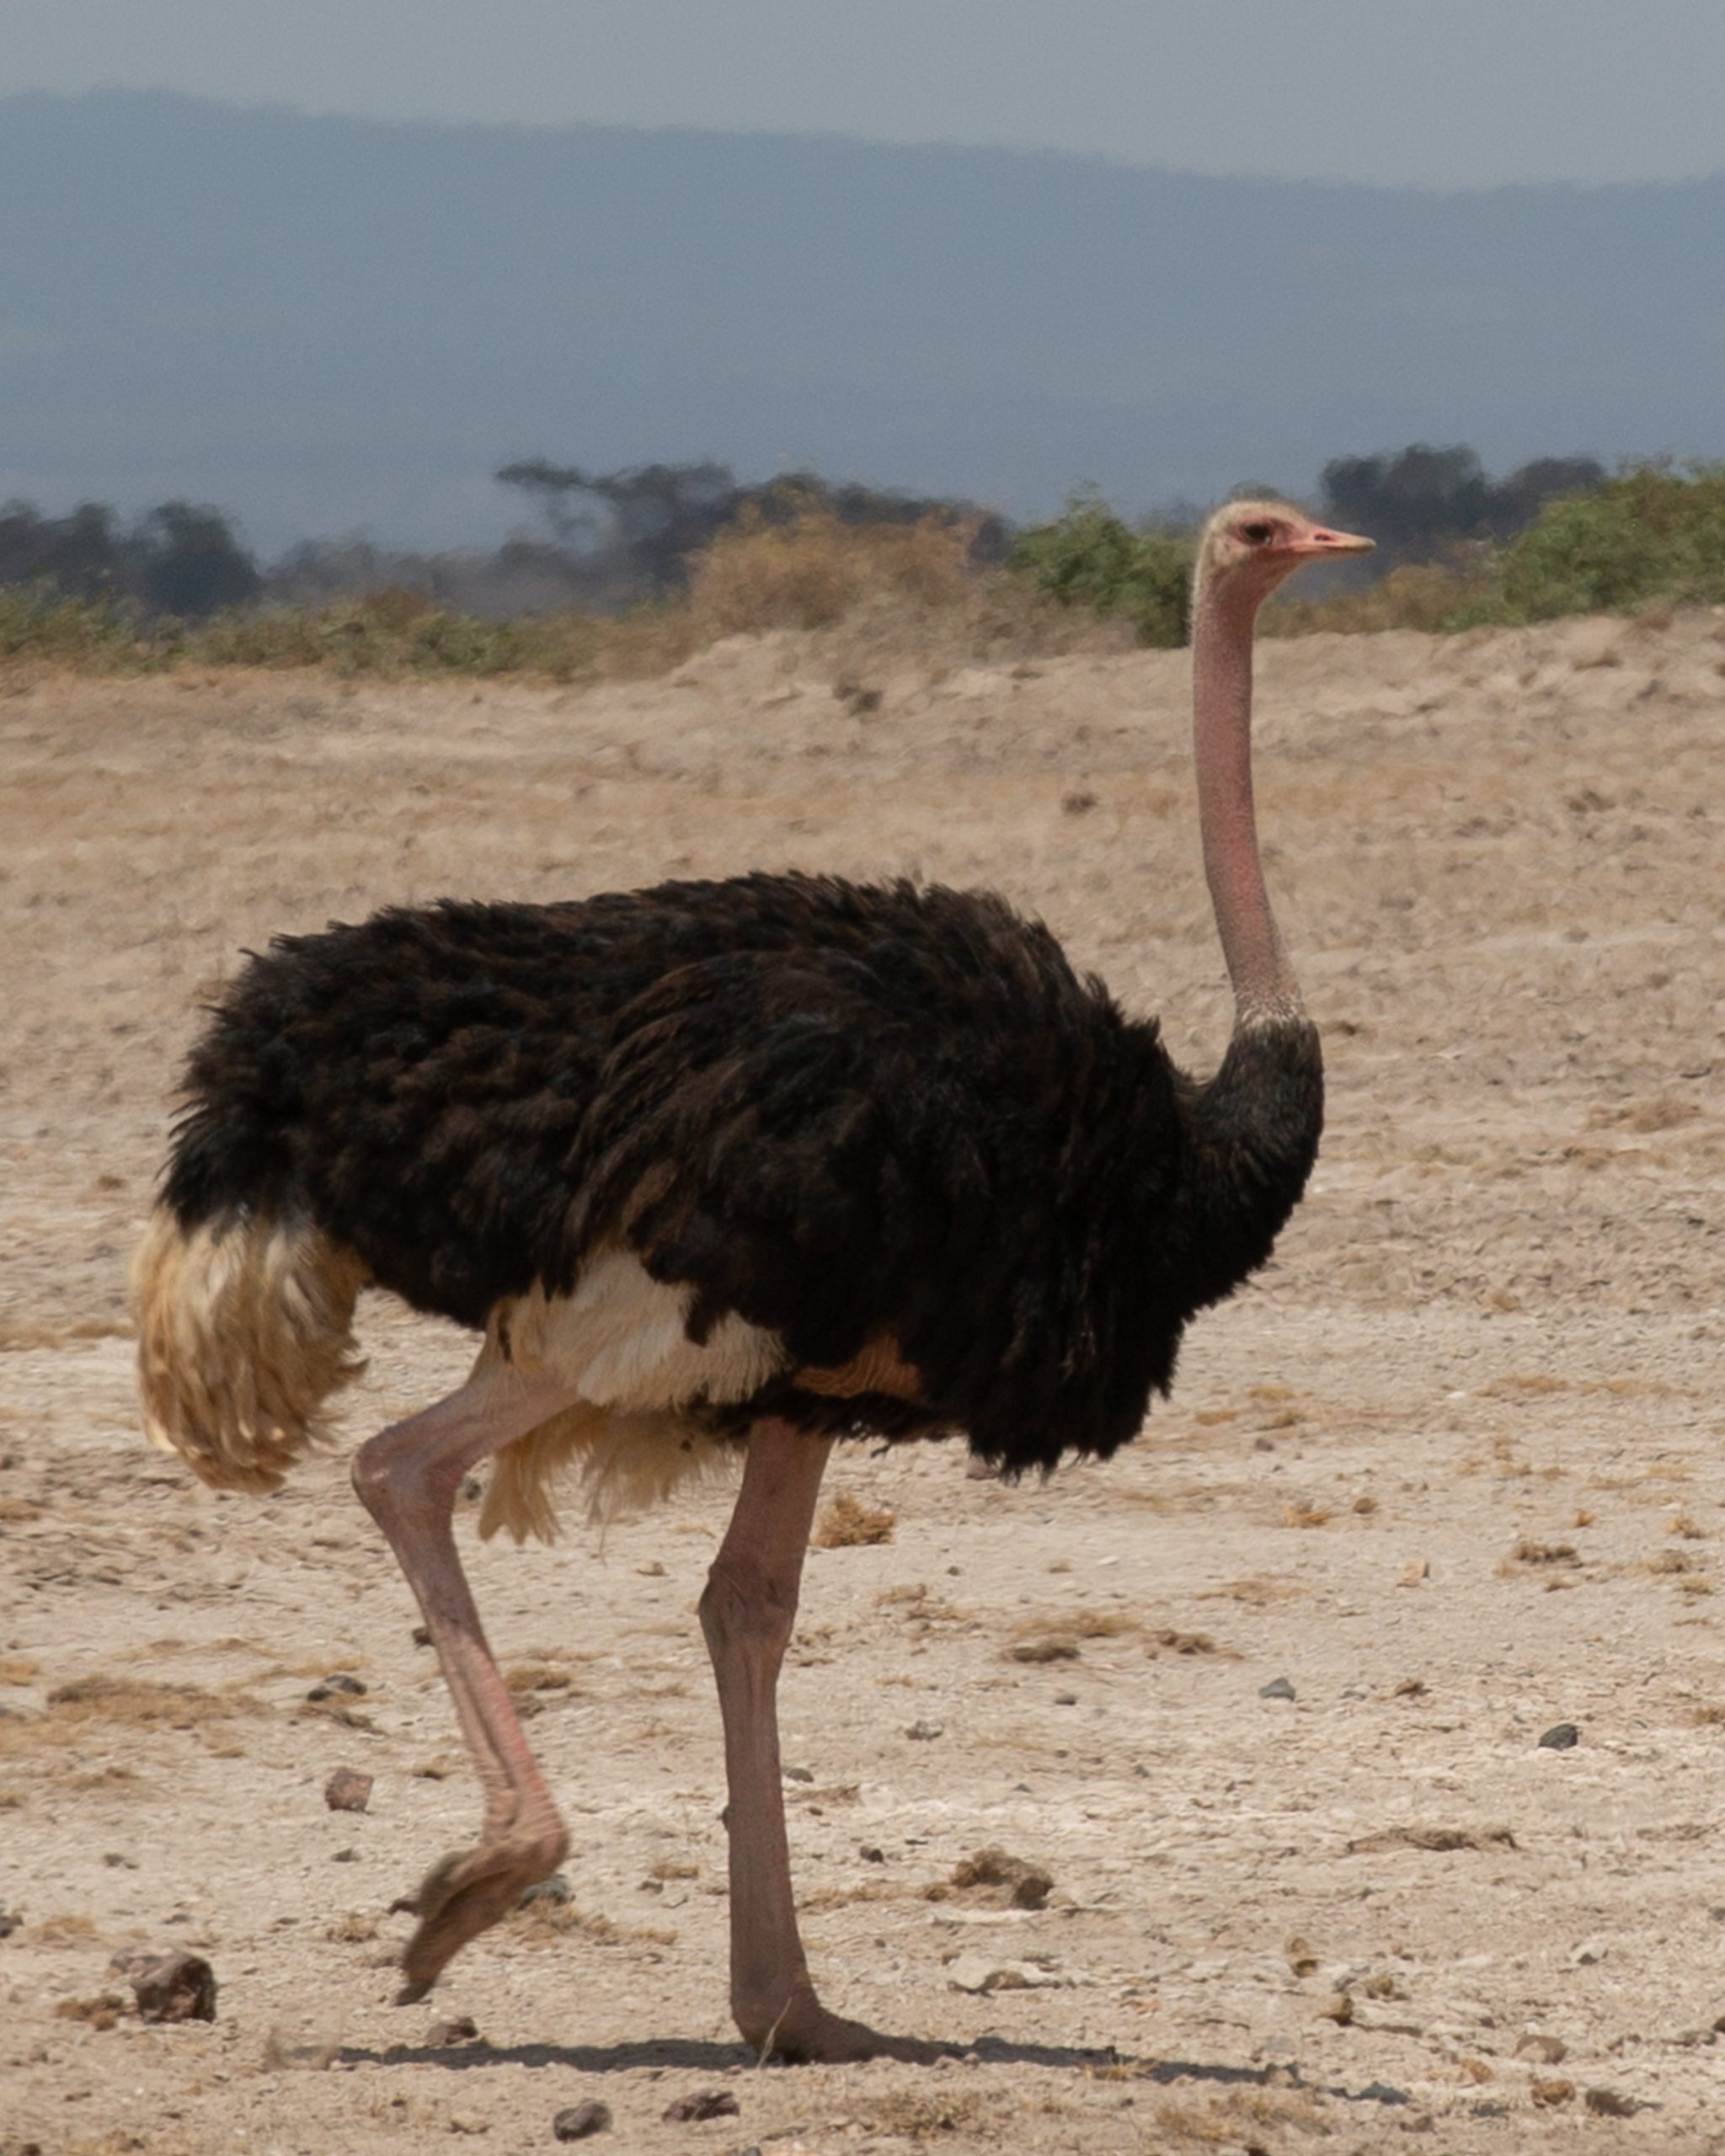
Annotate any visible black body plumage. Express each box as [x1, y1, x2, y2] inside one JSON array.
[[163, 873, 1322, 1476]]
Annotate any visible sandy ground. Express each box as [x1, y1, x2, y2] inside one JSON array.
[[2, 607, 1723, 2155]]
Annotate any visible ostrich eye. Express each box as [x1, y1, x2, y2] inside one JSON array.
[[1238, 520, 1274, 545]]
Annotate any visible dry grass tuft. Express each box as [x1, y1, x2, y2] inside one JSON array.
[[1005, 1605, 1140, 1662], [510, 1901, 677, 1950], [1146, 2085, 1328, 2145], [688, 506, 975, 638], [503, 1660, 580, 1694], [1503, 1539, 1580, 1569], [852, 2088, 1001, 2140], [1281, 1501, 1332, 1529], [813, 1491, 896, 1548], [45, 1676, 256, 1727]]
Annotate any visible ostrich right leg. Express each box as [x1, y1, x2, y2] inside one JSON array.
[[702, 1418, 940, 2063], [351, 1369, 585, 2002]]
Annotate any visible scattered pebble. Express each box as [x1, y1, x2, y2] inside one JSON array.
[[117, 1948, 217, 2023], [1318, 1991, 1354, 2025], [1284, 1935, 1319, 1977], [520, 1875, 573, 1908], [552, 2099, 612, 2139], [1053, 1691, 1077, 1706], [427, 2015, 480, 2046], [0, 1911, 20, 1938], [1514, 2032, 1567, 2064], [1530, 2078, 1576, 2107], [661, 2089, 739, 2123], [1258, 1676, 1296, 1701], [412, 1625, 433, 1647], [1397, 1558, 1430, 1587], [307, 1674, 367, 1701], [1583, 2087, 1638, 2116], [905, 1719, 945, 1741], [324, 1768, 373, 1813], [859, 1845, 886, 1864], [1572, 1939, 1608, 1966], [1538, 1722, 1579, 1750], [782, 1764, 814, 1782]]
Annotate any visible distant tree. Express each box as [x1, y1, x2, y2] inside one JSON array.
[[1320, 445, 1492, 563], [131, 502, 261, 616], [0, 497, 260, 616], [496, 458, 1005, 603], [0, 499, 129, 600], [1007, 493, 1192, 648], [1321, 444, 1604, 566], [1481, 455, 1605, 540]]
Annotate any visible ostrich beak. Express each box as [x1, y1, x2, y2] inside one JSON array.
[[1288, 525, 1375, 559]]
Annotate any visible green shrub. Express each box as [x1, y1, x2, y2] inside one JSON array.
[[1489, 462, 1725, 622], [1008, 494, 1194, 647]]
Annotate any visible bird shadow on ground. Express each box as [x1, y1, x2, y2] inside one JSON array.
[[341, 2032, 1410, 2107]]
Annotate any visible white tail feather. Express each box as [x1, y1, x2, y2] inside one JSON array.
[[131, 1208, 367, 1493]]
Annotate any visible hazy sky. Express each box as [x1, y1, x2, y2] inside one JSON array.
[[8, 0, 1725, 190]]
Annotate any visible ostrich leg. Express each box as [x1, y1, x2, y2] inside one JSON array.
[[352, 1369, 584, 2001], [701, 1418, 940, 2063]]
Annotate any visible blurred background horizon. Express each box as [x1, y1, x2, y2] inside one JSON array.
[[3, 5, 1723, 570]]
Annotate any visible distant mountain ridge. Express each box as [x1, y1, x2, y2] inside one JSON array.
[[2, 88, 1721, 552]]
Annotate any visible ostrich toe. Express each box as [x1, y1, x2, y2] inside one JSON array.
[[393, 1837, 565, 2003]]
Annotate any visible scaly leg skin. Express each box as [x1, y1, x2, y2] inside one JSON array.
[[352, 1369, 583, 2002], [701, 1419, 943, 2065]]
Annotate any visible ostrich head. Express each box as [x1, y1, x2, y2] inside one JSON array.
[[1195, 499, 1374, 606]]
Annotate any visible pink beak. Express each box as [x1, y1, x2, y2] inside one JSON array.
[[1285, 525, 1375, 559]]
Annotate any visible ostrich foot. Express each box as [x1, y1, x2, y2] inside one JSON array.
[[740, 1987, 945, 2065], [393, 1835, 565, 2004]]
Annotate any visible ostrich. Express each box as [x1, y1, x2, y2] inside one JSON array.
[[133, 499, 1370, 2063]]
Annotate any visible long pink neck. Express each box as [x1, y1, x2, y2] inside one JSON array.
[[1189, 570, 1304, 1030]]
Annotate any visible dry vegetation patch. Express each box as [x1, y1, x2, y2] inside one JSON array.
[[813, 1491, 897, 1547]]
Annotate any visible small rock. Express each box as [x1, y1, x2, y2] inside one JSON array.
[[905, 1719, 945, 1741], [782, 1765, 814, 1783], [1514, 2032, 1567, 2064], [0, 1910, 22, 1938], [1583, 2087, 1637, 2117], [1530, 2078, 1575, 2107], [1397, 1557, 1430, 1587], [307, 1673, 368, 1701], [635, 1560, 665, 1577], [331, 1846, 359, 1862], [412, 1625, 433, 1647], [126, 1949, 217, 2024], [661, 2089, 740, 2123], [1571, 1939, 1608, 1967], [859, 1845, 886, 1864], [1538, 1723, 1579, 1750], [1258, 1676, 1296, 1701], [520, 1874, 572, 1908], [553, 2100, 613, 2140], [1053, 1691, 1077, 1706], [1284, 1935, 1319, 1978], [1318, 1992, 1354, 2025], [950, 1846, 1053, 1910], [324, 1768, 373, 1813], [427, 2015, 480, 2045], [447, 2112, 489, 2135]]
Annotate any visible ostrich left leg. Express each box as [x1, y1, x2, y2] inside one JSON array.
[[702, 1418, 940, 2063], [352, 1367, 584, 2001]]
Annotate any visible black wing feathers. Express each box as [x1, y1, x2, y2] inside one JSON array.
[[161, 872, 1312, 1472]]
